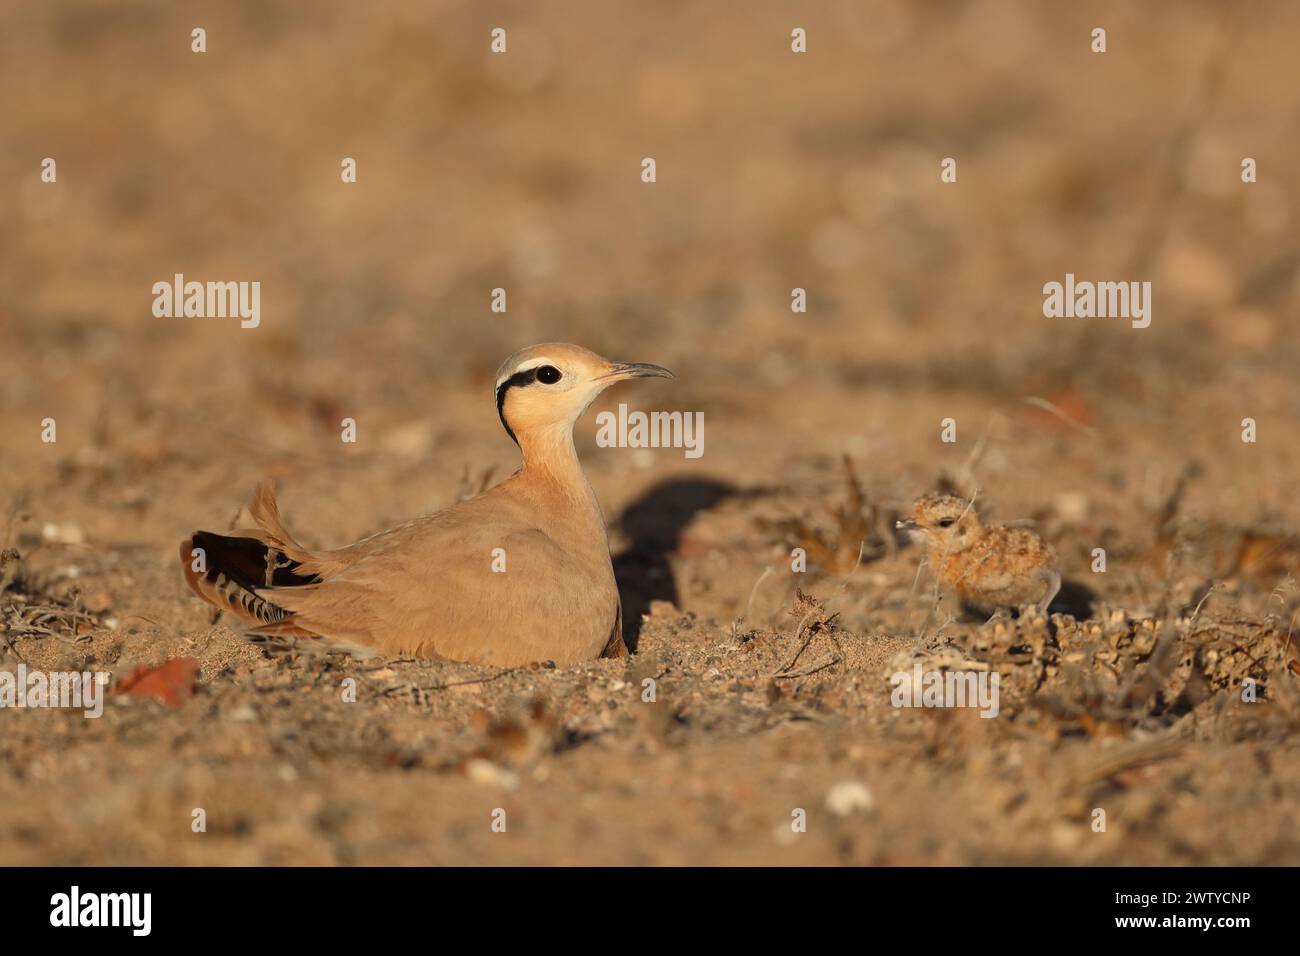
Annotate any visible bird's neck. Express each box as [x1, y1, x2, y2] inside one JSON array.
[[515, 424, 607, 532]]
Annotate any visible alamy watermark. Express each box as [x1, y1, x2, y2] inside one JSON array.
[[0, 665, 109, 718], [1043, 273, 1151, 329], [890, 664, 1000, 718], [50, 886, 151, 936], [594, 403, 704, 459], [152, 273, 260, 329]]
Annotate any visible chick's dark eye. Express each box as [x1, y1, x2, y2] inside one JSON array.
[[536, 365, 562, 384], [937, 517, 956, 528]]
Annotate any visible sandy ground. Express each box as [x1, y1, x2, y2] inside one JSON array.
[[2, 1, 1299, 865]]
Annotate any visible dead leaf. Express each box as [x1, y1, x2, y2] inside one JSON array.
[[116, 658, 201, 708]]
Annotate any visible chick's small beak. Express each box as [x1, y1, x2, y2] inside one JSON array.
[[896, 518, 918, 531], [599, 362, 675, 382]]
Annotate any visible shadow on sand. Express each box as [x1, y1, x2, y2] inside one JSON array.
[[612, 478, 738, 652]]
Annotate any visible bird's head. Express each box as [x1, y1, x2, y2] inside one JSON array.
[[493, 343, 673, 445], [896, 493, 981, 552]]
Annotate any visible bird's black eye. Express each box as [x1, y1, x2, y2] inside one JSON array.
[[535, 365, 562, 384], [937, 517, 956, 528]]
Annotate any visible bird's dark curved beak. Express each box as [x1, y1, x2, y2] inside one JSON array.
[[599, 362, 675, 382]]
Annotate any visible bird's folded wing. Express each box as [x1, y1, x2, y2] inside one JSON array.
[[258, 527, 586, 660]]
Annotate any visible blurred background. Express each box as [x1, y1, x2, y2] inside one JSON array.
[[3, 0, 1297, 545]]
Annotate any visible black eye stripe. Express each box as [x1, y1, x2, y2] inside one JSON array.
[[497, 368, 539, 393], [494, 364, 565, 445], [494, 368, 539, 446]]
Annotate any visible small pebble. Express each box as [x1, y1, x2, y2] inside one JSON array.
[[825, 781, 874, 817]]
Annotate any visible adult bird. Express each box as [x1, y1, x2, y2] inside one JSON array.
[[179, 343, 674, 665]]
